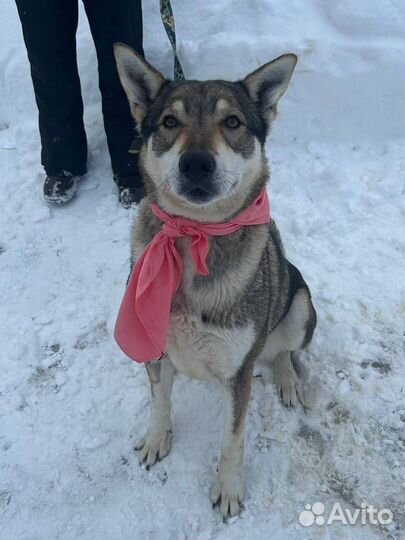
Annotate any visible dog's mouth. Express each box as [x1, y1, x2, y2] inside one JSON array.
[[177, 178, 219, 205], [181, 185, 215, 204]]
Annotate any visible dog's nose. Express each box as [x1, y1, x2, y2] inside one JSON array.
[[179, 151, 216, 179]]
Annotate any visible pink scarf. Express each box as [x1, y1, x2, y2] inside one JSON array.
[[114, 191, 270, 363]]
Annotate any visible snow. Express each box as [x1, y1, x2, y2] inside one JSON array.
[[0, 1, 404, 539]]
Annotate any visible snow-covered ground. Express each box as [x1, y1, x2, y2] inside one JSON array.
[[0, 1, 404, 539]]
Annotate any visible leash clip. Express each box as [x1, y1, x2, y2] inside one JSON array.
[[128, 134, 143, 154]]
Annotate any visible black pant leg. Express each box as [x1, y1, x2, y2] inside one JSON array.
[[15, 0, 87, 176], [82, 0, 144, 185]]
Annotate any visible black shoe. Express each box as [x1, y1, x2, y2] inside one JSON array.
[[118, 185, 146, 208], [43, 173, 78, 205], [114, 173, 146, 208]]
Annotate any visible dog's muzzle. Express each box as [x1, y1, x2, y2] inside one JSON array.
[[178, 150, 218, 203]]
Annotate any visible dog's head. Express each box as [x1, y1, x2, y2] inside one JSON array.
[[114, 44, 296, 220]]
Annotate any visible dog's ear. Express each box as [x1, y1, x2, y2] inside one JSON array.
[[243, 54, 297, 121], [114, 43, 166, 123]]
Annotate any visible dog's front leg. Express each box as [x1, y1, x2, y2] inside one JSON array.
[[135, 358, 175, 469], [211, 362, 253, 518]]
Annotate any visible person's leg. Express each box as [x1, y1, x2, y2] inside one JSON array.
[[83, 0, 144, 202], [15, 0, 87, 179]]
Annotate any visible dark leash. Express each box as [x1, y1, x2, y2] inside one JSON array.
[[129, 0, 185, 155]]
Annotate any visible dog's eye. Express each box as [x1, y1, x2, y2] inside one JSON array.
[[162, 115, 178, 129], [225, 115, 241, 129]]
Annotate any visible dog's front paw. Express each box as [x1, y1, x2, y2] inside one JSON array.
[[134, 428, 172, 469], [210, 472, 244, 519]]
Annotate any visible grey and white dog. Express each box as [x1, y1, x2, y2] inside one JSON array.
[[114, 44, 317, 518]]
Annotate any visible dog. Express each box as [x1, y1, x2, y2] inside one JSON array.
[[114, 43, 317, 518]]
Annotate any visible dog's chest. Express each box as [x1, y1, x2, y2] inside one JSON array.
[[166, 240, 255, 383], [167, 303, 254, 383]]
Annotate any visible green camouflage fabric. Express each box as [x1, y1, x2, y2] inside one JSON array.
[[160, 0, 185, 81]]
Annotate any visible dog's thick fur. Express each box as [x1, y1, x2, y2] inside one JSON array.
[[114, 44, 317, 518]]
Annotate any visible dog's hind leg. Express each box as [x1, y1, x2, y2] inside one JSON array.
[[135, 357, 175, 468], [260, 286, 316, 408], [211, 362, 253, 519], [273, 351, 302, 407]]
